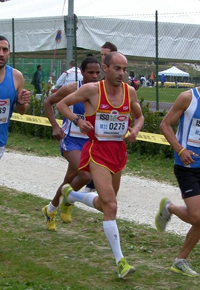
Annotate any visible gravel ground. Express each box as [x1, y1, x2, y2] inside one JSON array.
[[0, 150, 190, 236]]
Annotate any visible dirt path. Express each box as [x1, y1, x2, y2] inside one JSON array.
[[0, 150, 190, 236]]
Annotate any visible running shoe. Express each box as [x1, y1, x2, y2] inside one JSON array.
[[61, 184, 73, 205], [60, 196, 74, 223], [117, 257, 135, 278], [155, 198, 171, 232], [42, 205, 57, 231], [171, 259, 199, 277]]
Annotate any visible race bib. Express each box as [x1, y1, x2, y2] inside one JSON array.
[[0, 99, 10, 124], [69, 114, 88, 139], [95, 111, 129, 141], [187, 118, 200, 147]]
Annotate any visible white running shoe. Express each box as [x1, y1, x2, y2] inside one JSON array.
[[171, 259, 199, 277]]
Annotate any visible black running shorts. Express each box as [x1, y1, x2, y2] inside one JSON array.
[[174, 165, 200, 199]]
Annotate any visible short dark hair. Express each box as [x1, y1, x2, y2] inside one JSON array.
[[0, 35, 10, 48], [37, 65, 41, 70], [69, 59, 76, 67], [101, 42, 117, 52], [80, 56, 101, 71]]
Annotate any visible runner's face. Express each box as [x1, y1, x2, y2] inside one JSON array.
[[104, 54, 127, 86], [82, 63, 101, 83], [0, 40, 10, 69], [101, 48, 111, 64]]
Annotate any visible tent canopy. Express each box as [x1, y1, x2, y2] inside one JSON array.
[[1, 0, 200, 61], [158, 66, 189, 77]]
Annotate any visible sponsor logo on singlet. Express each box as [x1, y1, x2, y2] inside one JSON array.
[[0, 101, 7, 106], [123, 106, 129, 110], [100, 104, 109, 109]]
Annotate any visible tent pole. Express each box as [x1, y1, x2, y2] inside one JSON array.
[[155, 10, 159, 111], [65, 0, 74, 70], [12, 18, 15, 68]]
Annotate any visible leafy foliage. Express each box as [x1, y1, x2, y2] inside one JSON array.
[[127, 100, 174, 158], [10, 92, 175, 158], [10, 92, 53, 138]]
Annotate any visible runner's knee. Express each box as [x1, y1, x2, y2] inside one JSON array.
[[190, 212, 200, 226], [78, 171, 91, 184], [102, 201, 117, 217]]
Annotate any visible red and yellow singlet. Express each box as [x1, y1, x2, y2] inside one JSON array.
[[79, 80, 131, 173]]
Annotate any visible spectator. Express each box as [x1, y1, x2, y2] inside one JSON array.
[[31, 65, 42, 94], [174, 77, 179, 88], [100, 42, 117, 79], [55, 59, 83, 90], [101, 42, 117, 64], [160, 74, 166, 88], [140, 75, 146, 87], [148, 78, 154, 87], [129, 70, 140, 90], [87, 53, 93, 57]]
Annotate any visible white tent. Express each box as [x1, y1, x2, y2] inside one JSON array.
[[158, 66, 189, 77]]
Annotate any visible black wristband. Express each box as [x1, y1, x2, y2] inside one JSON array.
[[72, 117, 81, 126], [16, 100, 25, 106]]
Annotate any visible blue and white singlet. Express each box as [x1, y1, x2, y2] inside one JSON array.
[[59, 80, 89, 153], [175, 87, 200, 168]]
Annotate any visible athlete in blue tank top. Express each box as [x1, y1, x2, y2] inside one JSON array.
[[59, 81, 89, 154], [0, 35, 30, 159], [174, 87, 200, 168], [42, 56, 101, 231], [155, 87, 200, 277]]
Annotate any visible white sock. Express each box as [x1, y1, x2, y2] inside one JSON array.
[[68, 190, 98, 208], [103, 220, 123, 264], [166, 203, 170, 215], [175, 257, 185, 263], [47, 202, 57, 213]]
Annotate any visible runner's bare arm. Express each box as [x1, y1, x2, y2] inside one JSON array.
[[44, 83, 77, 140], [160, 91, 191, 153], [13, 69, 30, 114], [160, 90, 198, 165], [126, 86, 144, 143], [56, 83, 97, 129]]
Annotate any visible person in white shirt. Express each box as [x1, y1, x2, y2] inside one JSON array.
[[55, 59, 83, 90]]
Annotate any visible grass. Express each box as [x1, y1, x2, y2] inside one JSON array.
[[137, 87, 186, 103], [24, 82, 35, 91], [24, 82, 185, 105], [7, 132, 59, 157], [4, 132, 199, 289], [126, 153, 177, 186], [1, 187, 200, 290]]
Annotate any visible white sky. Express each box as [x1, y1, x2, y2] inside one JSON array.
[[0, 0, 200, 23], [77, 0, 199, 15], [76, 0, 200, 23]]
